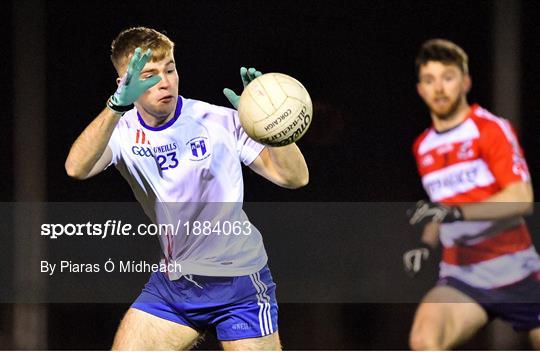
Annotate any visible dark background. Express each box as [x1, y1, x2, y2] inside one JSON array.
[[2, 0, 540, 349]]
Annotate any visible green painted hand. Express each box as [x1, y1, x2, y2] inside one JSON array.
[[223, 67, 262, 109], [110, 47, 162, 106]]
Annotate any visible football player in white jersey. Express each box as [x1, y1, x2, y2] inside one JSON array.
[[405, 39, 540, 350], [65, 27, 308, 350]]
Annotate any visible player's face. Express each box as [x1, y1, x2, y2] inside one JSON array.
[[416, 61, 471, 120], [133, 50, 179, 120]]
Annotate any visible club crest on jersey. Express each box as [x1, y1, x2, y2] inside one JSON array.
[[457, 140, 475, 160], [187, 137, 211, 161]]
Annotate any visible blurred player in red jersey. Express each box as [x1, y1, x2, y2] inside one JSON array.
[[405, 39, 540, 350]]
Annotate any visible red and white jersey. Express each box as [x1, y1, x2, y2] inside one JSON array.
[[413, 104, 540, 288]]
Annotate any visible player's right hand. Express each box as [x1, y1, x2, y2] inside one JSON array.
[[403, 244, 431, 277], [407, 200, 463, 226], [223, 67, 262, 109], [107, 47, 162, 112]]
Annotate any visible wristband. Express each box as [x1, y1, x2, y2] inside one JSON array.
[[106, 96, 134, 114]]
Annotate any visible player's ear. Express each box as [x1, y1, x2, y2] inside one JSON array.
[[463, 74, 472, 93], [115, 63, 128, 86], [115, 69, 123, 86], [416, 82, 425, 99]]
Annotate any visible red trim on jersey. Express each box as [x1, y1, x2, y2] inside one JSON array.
[[442, 224, 532, 265], [412, 128, 431, 175]]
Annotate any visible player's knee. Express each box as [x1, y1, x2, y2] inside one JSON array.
[[529, 328, 540, 350], [409, 330, 443, 351]]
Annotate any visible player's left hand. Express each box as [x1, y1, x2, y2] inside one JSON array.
[[403, 244, 431, 277], [223, 67, 263, 109], [407, 200, 464, 226]]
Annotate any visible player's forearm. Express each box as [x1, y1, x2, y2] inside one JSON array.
[[420, 222, 440, 248], [460, 181, 533, 220], [266, 143, 309, 189], [65, 108, 122, 179]]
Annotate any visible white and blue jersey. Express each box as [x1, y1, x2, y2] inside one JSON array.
[[107, 96, 268, 278], [107, 96, 278, 339]]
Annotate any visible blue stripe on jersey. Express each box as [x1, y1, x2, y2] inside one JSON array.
[[137, 96, 183, 131]]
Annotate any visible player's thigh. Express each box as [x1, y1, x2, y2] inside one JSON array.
[[529, 326, 540, 350], [112, 307, 200, 350], [221, 332, 281, 351], [410, 285, 488, 350]]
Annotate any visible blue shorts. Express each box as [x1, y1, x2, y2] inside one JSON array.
[[438, 272, 540, 331], [131, 265, 278, 341]]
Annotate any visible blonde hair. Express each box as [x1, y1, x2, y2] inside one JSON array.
[[111, 27, 175, 73]]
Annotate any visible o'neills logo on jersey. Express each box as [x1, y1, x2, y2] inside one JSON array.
[[153, 143, 178, 154], [422, 159, 495, 201], [187, 137, 211, 161], [421, 154, 434, 167]]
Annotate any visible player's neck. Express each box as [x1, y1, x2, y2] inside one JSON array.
[[431, 101, 470, 133], [138, 108, 176, 128]]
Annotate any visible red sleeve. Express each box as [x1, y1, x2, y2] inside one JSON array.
[[480, 119, 530, 188], [412, 129, 429, 173]]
